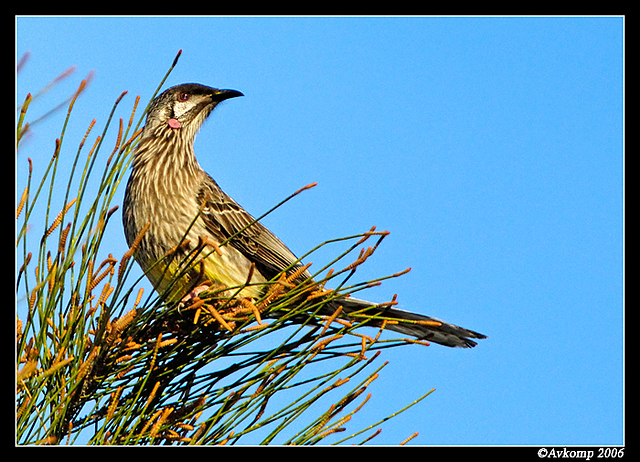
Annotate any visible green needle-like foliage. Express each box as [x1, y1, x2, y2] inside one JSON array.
[[16, 50, 433, 446]]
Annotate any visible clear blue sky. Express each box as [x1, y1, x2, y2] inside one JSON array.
[[16, 16, 624, 445]]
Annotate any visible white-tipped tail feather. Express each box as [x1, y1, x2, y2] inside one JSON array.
[[333, 297, 487, 348]]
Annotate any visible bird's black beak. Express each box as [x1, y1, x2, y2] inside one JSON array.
[[211, 89, 244, 102]]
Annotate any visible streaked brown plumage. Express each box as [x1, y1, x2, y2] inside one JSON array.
[[122, 83, 486, 347]]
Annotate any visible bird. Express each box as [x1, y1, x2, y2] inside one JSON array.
[[122, 83, 486, 348]]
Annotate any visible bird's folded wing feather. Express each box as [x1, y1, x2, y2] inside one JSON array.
[[197, 174, 309, 282]]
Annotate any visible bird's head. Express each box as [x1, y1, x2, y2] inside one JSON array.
[[144, 83, 243, 136]]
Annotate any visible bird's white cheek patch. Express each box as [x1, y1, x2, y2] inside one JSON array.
[[168, 118, 181, 129]]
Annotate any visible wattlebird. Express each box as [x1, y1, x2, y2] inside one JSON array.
[[122, 83, 486, 347]]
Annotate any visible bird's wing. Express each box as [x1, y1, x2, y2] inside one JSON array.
[[197, 174, 310, 282], [196, 176, 486, 348]]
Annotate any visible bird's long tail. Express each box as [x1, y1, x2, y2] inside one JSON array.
[[328, 297, 487, 348]]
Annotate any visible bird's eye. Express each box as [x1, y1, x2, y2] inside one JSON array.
[[178, 92, 190, 102]]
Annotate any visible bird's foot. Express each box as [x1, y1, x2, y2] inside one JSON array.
[[178, 283, 213, 309]]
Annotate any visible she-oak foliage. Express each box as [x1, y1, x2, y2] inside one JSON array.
[[16, 50, 433, 446]]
